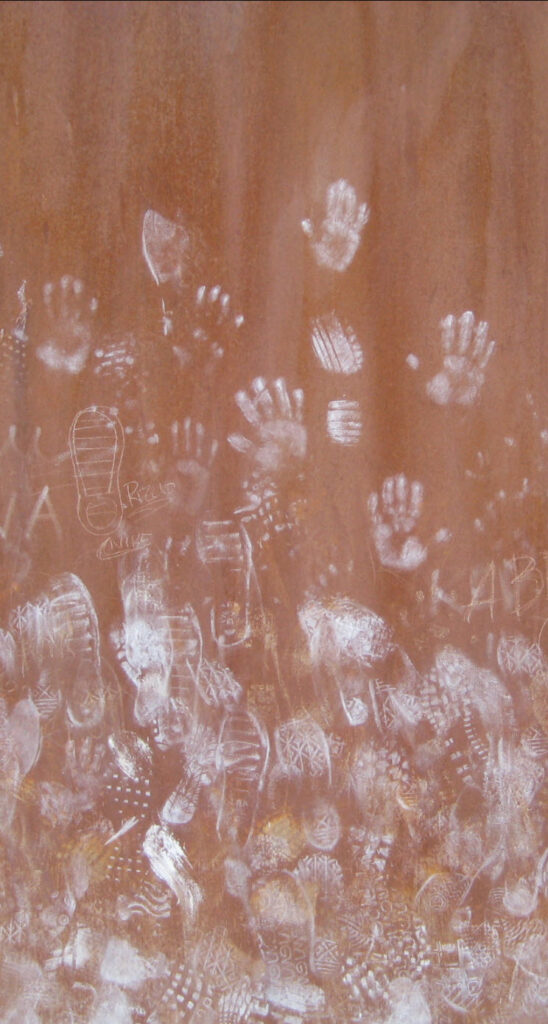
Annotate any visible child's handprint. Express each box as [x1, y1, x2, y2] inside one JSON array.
[[169, 418, 218, 517], [426, 311, 496, 406], [368, 474, 427, 571], [302, 179, 370, 272], [37, 275, 98, 374], [64, 735, 106, 786], [228, 377, 306, 496], [171, 284, 244, 367]]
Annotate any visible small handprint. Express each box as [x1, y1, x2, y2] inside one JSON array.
[[228, 377, 306, 496], [37, 275, 98, 374], [169, 418, 218, 517], [368, 474, 427, 571], [302, 179, 370, 272], [171, 283, 244, 366], [426, 311, 496, 406]]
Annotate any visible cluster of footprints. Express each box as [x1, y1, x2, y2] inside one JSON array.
[[0, 183, 544, 1024]]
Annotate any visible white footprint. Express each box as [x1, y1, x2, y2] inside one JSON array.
[[142, 209, 190, 289], [69, 406, 125, 536], [310, 313, 363, 374], [326, 399, 362, 445]]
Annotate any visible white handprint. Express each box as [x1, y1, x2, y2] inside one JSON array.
[[368, 474, 427, 571], [171, 283, 244, 365], [37, 275, 98, 374], [228, 377, 306, 496], [426, 311, 496, 406], [302, 179, 370, 272], [169, 418, 218, 517]]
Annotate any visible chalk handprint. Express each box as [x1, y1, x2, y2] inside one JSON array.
[[172, 283, 244, 366], [368, 474, 427, 571], [37, 275, 98, 374], [228, 377, 306, 494], [169, 418, 218, 517], [426, 311, 496, 406], [302, 179, 370, 272]]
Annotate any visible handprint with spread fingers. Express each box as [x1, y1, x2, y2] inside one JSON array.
[[169, 418, 218, 518], [37, 275, 98, 374], [302, 179, 370, 272], [368, 474, 427, 571], [171, 283, 245, 368], [426, 311, 496, 407], [228, 377, 306, 497]]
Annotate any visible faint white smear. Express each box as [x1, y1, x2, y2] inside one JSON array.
[[302, 798, 341, 851], [142, 209, 190, 288], [107, 731, 153, 782], [385, 978, 432, 1024], [299, 596, 394, 668], [265, 977, 325, 1015], [122, 616, 172, 726], [143, 825, 203, 920], [160, 771, 201, 827], [100, 937, 167, 989], [310, 313, 363, 374], [326, 399, 362, 445], [8, 697, 41, 776], [90, 985, 133, 1024]]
